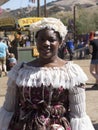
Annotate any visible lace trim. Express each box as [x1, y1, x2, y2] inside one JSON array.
[[8, 61, 88, 89]]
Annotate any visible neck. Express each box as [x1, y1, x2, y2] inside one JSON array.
[[38, 56, 60, 66]]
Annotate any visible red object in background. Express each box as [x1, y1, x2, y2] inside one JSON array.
[[89, 31, 95, 41]]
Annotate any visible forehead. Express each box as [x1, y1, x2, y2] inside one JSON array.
[[36, 28, 58, 38]]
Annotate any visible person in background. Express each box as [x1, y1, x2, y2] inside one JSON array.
[[77, 38, 85, 59], [8, 53, 17, 70], [89, 31, 95, 41], [25, 35, 31, 47], [89, 31, 98, 88], [11, 32, 22, 60], [66, 37, 75, 60], [0, 18, 95, 130], [18, 36, 25, 47], [0, 37, 10, 77]]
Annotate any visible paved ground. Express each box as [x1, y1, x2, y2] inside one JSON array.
[[0, 59, 98, 129]]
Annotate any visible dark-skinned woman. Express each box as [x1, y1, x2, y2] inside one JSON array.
[[0, 18, 95, 130]]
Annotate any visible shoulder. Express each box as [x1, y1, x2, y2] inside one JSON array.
[[65, 61, 88, 85], [8, 62, 24, 81], [67, 61, 85, 73], [27, 58, 39, 67]]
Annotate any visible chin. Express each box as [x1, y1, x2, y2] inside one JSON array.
[[40, 54, 52, 59], [39, 53, 52, 58], [41, 56, 51, 59]]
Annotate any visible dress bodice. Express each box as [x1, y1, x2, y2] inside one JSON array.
[[18, 85, 69, 109]]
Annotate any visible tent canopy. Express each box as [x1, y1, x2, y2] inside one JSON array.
[[0, 17, 17, 31]]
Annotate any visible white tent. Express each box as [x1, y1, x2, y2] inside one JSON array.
[[0, 0, 9, 6]]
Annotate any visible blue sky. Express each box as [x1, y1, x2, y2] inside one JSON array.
[[1, 0, 56, 10]]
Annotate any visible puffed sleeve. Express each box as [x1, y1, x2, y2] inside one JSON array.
[[69, 87, 95, 130], [0, 78, 16, 130], [0, 62, 23, 130]]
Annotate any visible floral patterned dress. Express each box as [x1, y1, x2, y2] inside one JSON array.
[[0, 61, 95, 130]]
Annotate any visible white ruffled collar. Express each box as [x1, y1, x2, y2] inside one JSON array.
[[8, 61, 88, 89]]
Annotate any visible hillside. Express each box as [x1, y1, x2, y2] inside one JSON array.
[[49, 0, 98, 7], [0, 0, 98, 25], [0, 0, 98, 19]]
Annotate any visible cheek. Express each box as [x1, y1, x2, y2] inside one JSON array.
[[54, 42, 60, 49], [52, 44, 60, 53]]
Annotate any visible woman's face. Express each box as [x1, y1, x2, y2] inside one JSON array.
[[36, 29, 61, 59]]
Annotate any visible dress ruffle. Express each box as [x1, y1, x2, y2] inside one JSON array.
[[70, 115, 95, 130], [8, 61, 88, 88], [69, 87, 95, 130]]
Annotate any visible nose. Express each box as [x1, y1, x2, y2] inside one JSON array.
[[43, 40, 50, 46]]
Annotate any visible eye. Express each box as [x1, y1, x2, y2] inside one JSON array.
[[48, 37, 58, 42], [49, 38, 55, 42], [36, 37, 45, 42]]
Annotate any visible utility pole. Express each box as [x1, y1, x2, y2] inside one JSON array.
[[37, 0, 40, 17], [73, 5, 76, 43], [37, 0, 47, 17], [44, 0, 47, 17]]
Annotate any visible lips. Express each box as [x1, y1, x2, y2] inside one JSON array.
[[40, 46, 51, 53], [41, 49, 51, 54]]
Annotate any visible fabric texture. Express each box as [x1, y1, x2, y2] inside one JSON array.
[[0, 61, 95, 130], [30, 17, 67, 40]]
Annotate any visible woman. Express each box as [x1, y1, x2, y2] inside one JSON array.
[[0, 18, 95, 130], [89, 31, 98, 87]]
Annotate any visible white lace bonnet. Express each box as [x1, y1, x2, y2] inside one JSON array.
[[29, 17, 68, 40]]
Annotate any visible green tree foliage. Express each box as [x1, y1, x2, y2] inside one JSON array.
[[76, 8, 97, 34], [93, 13, 98, 30], [51, 6, 98, 35]]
